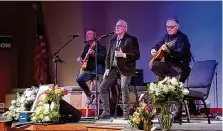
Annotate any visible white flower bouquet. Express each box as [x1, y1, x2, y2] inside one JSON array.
[[30, 85, 68, 123], [148, 76, 189, 104], [147, 76, 189, 131], [31, 101, 60, 123], [3, 86, 38, 121]]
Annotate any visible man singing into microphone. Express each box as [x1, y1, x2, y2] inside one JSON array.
[[99, 19, 140, 120], [76, 30, 106, 105]]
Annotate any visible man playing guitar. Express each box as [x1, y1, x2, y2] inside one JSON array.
[[149, 17, 192, 122], [149, 17, 191, 83], [76, 30, 106, 105]]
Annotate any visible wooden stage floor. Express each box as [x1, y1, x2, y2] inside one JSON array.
[[0, 117, 222, 131]]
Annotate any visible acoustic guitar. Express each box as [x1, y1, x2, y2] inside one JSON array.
[[149, 39, 177, 63], [78, 42, 96, 75]]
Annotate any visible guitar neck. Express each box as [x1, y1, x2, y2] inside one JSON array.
[[162, 39, 176, 48], [156, 40, 176, 53], [83, 42, 95, 62], [83, 53, 89, 62]]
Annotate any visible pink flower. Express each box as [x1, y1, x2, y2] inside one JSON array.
[[64, 89, 69, 95], [145, 106, 149, 113], [136, 108, 140, 113]]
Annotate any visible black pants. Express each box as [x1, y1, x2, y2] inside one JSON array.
[[149, 61, 191, 83]]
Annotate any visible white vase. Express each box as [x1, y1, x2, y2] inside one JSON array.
[[50, 102, 55, 111]]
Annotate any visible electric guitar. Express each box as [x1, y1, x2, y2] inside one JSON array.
[[78, 42, 96, 75], [149, 39, 177, 63]]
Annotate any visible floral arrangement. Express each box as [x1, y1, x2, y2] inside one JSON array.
[[3, 86, 38, 121], [147, 76, 189, 131], [43, 85, 68, 104], [129, 103, 156, 131], [31, 85, 68, 123], [148, 76, 189, 104]]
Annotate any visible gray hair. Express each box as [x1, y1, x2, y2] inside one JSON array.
[[118, 19, 128, 32], [166, 17, 180, 27], [167, 17, 179, 24]]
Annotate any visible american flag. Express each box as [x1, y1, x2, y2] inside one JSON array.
[[34, 35, 48, 84], [33, 2, 48, 85]]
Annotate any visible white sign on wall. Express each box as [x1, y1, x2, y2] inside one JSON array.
[[0, 36, 12, 49]]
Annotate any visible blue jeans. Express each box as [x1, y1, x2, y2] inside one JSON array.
[[76, 71, 95, 97], [76, 70, 103, 97]]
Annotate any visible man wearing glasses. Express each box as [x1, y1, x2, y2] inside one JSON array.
[[149, 17, 192, 121], [99, 19, 140, 120]]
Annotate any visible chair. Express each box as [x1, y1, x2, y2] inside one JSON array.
[[85, 74, 103, 117], [85, 80, 95, 117], [183, 60, 218, 124]]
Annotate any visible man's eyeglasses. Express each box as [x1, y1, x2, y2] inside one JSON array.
[[166, 25, 176, 29], [115, 25, 126, 28]]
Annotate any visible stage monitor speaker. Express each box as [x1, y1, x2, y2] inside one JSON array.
[[60, 99, 82, 123], [130, 69, 144, 86]]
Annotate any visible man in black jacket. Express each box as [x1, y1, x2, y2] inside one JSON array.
[[149, 17, 191, 83], [76, 30, 106, 105], [149, 17, 192, 121], [99, 19, 140, 120]]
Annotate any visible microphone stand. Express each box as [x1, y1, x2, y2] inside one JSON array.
[[84, 32, 114, 121], [50, 35, 79, 85], [94, 38, 99, 120]]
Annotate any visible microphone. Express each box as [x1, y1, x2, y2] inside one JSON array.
[[70, 34, 80, 38], [104, 31, 115, 36], [84, 31, 115, 43], [108, 31, 115, 35]]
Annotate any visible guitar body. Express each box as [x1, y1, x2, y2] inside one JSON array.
[[79, 59, 88, 74], [150, 49, 165, 63], [149, 39, 177, 64]]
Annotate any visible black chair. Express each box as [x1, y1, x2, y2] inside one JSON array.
[[183, 60, 218, 124]]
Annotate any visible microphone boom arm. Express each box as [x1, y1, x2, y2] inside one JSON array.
[[51, 35, 79, 59], [50, 34, 79, 85]]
